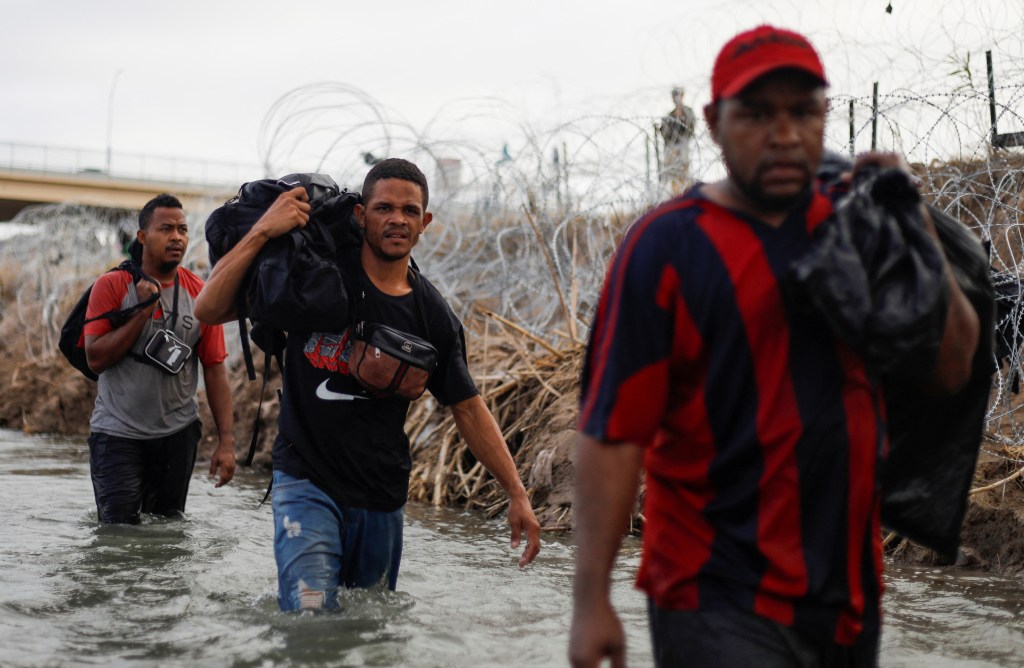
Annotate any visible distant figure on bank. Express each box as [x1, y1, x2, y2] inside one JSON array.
[[194, 159, 540, 611], [84, 194, 235, 524], [570, 25, 980, 667], [658, 86, 696, 193]]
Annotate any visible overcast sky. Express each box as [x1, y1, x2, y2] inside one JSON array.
[[2, 0, 1022, 179]]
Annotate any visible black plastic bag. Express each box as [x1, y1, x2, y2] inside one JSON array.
[[790, 166, 949, 381], [991, 270, 1024, 392], [880, 206, 995, 561], [793, 157, 994, 560]]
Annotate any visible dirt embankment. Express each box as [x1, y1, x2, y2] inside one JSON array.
[[3, 316, 1024, 573], [889, 454, 1024, 571]]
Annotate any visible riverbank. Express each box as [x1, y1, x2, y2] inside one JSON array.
[[3, 315, 1024, 573], [4, 151, 1024, 573], [0, 311, 589, 533]]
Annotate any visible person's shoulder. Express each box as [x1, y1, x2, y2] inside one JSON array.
[[93, 267, 133, 291], [175, 265, 206, 296], [641, 190, 706, 229], [86, 268, 133, 313], [412, 270, 451, 310], [411, 270, 465, 337], [615, 191, 708, 262]]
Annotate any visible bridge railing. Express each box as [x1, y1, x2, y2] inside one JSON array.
[[0, 140, 263, 187]]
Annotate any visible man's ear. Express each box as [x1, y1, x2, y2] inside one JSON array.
[[354, 203, 365, 228], [136, 228, 146, 245], [421, 211, 432, 232], [703, 102, 721, 145]]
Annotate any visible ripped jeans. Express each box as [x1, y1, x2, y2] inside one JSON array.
[[271, 469, 404, 611]]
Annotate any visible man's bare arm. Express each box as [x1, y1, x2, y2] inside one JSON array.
[[203, 361, 236, 487], [919, 205, 980, 395], [84, 277, 160, 374], [568, 435, 644, 668], [450, 394, 541, 567]]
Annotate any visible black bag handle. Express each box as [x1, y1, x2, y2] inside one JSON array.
[[409, 268, 431, 342], [86, 260, 161, 328]]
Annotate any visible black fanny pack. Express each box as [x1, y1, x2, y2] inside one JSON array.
[[349, 322, 437, 399], [348, 268, 438, 400]]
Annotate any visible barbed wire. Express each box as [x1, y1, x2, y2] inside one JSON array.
[[253, 72, 1024, 458], [3, 51, 1024, 456]]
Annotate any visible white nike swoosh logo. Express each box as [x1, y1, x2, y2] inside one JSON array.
[[315, 379, 367, 401]]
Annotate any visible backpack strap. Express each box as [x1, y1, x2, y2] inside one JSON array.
[[83, 261, 161, 328], [258, 472, 274, 507], [353, 264, 432, 342], [238, 316, 257, 381], [167, 272, 180, 331], [244, 346, 283, 467], [409, 267, 432, 342]]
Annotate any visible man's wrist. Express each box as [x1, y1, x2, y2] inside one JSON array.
[[507, 486, 530, 504]]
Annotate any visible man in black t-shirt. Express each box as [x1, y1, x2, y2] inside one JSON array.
[[196, 159, 541, 610]]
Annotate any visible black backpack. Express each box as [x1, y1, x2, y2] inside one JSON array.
[[58, 255, 160, 381], [206, 173, 360, 267], [205, 173, 362, 375], [204, 173, 363, 465]]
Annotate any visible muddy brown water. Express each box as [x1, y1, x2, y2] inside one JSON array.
[[1, 429, 1022, 667]]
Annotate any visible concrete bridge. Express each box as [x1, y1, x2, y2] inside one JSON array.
[[0, 141, 257, 221]]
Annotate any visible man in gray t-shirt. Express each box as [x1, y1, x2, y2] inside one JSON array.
[[83, 194, 235, 523]]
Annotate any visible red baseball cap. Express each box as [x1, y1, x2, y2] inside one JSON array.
[[711, 25, 827, 102]]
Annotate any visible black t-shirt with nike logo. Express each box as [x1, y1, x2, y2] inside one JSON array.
[[272, 260, 478, 512]]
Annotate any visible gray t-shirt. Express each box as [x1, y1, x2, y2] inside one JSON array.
[[87, 267, 215, 439]]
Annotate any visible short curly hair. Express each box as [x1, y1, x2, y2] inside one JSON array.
[[361, 158, 429, 209], [138, 193, 183, 229]]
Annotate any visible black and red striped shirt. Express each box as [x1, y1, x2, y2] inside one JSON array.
[[579, 183, 887, 645]]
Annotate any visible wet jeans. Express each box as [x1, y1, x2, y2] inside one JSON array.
[[271, 469, 404, 611], [87, 421, 200, 524]]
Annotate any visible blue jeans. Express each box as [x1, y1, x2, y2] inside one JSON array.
[[271, 470, 404, 611]]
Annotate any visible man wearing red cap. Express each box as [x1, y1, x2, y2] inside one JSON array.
[[570, 25, 979, 667]]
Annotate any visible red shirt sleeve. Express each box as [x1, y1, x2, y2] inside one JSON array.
[[177, 268, 228, 368], [197, 322, 228, 367], [83, 271, 133, 338]]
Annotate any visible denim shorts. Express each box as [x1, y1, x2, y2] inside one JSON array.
[[271, 469, 404, 611]]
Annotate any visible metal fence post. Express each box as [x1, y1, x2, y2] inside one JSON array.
[[849, 99, 855, 157], [871, 82, 879, 151]]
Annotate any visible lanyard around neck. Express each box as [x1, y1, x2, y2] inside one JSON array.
[[157, 273, 181, 331]]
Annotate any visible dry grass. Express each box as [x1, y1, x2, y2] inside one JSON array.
[[405, 308, 587, 531], [2, 151, 1024, 541]]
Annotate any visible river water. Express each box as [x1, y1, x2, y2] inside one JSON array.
[[1, 429, 1023, 667]]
